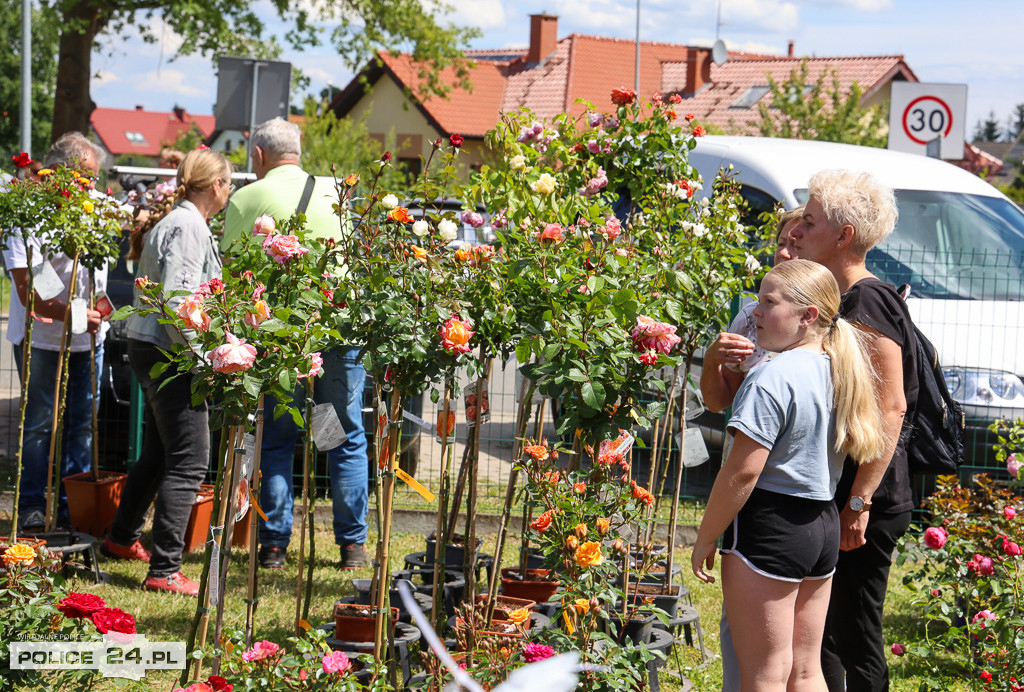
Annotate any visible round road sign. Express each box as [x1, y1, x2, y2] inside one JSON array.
[[902, 96, 954, 145]]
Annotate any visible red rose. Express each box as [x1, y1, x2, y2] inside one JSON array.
[[684, 113, 696, 121], [381, 151, 392, 163], [91, 607, 136, 635], [449, 134, 464, 148], [207, 675, 233, 692], [12, 152, 32, 168], [693, 126, 706, 137], [610, 87, 636, 105], [57, 592, 107, 619]]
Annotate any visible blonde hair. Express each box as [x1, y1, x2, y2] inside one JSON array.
[[807, 170, 897, 256], [767, 259, 887, 463], [128, 149, 231, 261], [776, 206, 804, 242]]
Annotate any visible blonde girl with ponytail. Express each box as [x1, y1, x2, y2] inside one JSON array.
[[691, 258, 884, 692]]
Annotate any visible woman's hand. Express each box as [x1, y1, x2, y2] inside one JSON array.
[[691, 541, 718, 583], [705, 332, 755, 366]]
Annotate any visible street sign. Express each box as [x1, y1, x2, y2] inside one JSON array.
[[214, 57, 291, 133], [888, 83, 967, 160]]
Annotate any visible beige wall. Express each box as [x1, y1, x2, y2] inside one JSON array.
[[347, 76, 489, 177]]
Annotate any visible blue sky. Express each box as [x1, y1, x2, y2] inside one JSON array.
[[89, 0, 1024, 139]]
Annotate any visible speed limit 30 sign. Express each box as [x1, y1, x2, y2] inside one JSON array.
[[888, 83, 967, 159]]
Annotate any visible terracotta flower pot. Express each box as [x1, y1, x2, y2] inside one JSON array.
[[63, 471, 127, 537], [453, 616, 525, 650], [0, 536, 47, 550], [334, 603, 398, 643], [500, 567, 559, 603], [183, 485, 216, 553], [475, 593, 536, 623]]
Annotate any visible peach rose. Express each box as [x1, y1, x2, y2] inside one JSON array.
[[596, 517, 610, 536], [632, 315, 681, 354], [574, 541, 604, 568], [2, 544, 36, 568], [176, 294, 211, 333], [244, 299, 271, 328], [439, 316, 474, 354], [524, 444, 550, 461], [531, 509, 554, 533], [536, 223, 565, 244], [210, 332, 257, 374], [264, 234, 309, 264]]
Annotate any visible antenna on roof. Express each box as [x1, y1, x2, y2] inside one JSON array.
[[715, 0, 723, 41]]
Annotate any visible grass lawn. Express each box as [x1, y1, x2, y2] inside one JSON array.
[[4, 517, 972, 691]]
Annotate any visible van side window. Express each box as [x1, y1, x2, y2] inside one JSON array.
[[737, 185, 778, 230]]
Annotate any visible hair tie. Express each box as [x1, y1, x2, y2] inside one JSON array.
[[831, 314, 840, 326]]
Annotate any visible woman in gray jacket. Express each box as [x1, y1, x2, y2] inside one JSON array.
[[102, 148, 230, 596]]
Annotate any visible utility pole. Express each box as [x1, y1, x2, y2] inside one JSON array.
[[634, 0, 641, 93], [20, 0, 32, 157]]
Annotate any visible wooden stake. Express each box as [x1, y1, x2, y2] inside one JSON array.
[[244, 396, 266, 647], [431, 383, 454, 632]]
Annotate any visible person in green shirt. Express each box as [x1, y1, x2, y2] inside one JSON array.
[[223, 117, 369, 571]]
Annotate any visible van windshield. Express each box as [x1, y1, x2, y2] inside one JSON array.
[[795, 189, 1024, 300]]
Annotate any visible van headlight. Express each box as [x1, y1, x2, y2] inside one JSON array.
[[942, 368, 1024, 406]]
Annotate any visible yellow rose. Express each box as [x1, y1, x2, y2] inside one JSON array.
[[530, 173, 557, 195], [574, 598, 590, 614], [574, 541, 603, 568], [596, 517, 610, 536], [510, 155, 527, 171], [82, 200, 95, 214], [3, 543, 36, 568], [37, 168, 53, 177], [507, 607, 530, 626]]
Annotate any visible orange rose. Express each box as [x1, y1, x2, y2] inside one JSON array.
[[439, 316, 474, 354], [574, 524, 588, 539], [631, 481, 655, 508], [3, 544, 35, 568], [507, 607, 530, 626], [388, 206, 413, 223], [531, 509, 554, 533], [455, 248, 471, 262], [565, 535, 579, 551], [524, 444, 549, 461], [574, 541, 603, 568], [411, 245, 428, 263], [573, 482, 587, 494], [344, 173, 359, 186], [596, 517, 610, 536], [574, 598, 590, 614]]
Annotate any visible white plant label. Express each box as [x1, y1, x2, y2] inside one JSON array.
[[70, 298, 88, 334], [31, 260, 64, 301], [311, 403, 347, 451], [676, 427, 710, 468]]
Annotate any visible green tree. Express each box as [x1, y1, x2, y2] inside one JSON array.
[[755, 60, 888, 148], [972, 111, 1002, 142], [47, 0, 479, 143], [1006, 103, 1024, 142], [0, 2, 59, 158]]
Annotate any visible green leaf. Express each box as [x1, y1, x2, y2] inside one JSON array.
[[108, 305, 135, 321], [149, 360, 171, 379], [242, 372, 262, 399], [581, 381, 605, 409], [515, 339, 531, 363]]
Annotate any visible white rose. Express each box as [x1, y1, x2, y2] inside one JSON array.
[[510, 155, 527, 171], [412, 220, 429, 237], [380, 194, 399, 210], [530, 173, 557, 195], [692, 223, 708, 237], [438, 218, 458, 242], [744, 253, 761, 273]]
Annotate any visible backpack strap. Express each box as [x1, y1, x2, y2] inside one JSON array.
[[295, 175, 316, 215]]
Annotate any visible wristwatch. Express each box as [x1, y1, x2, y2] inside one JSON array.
[[849, 496, 872, 512]]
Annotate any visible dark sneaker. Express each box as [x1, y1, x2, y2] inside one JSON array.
[[340, 543, 368, 570], [143, 571, 199, 596], [18, 510, 45, 533], [258, 545, 287, 570], [101, 538, 152, 563]]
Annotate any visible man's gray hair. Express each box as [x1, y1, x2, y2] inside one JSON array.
[[250, 117, 301, 158], [43, 132, 106, 168]]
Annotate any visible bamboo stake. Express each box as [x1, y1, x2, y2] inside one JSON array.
[[294, 383, 315, 634], [212, 426, 244, 668], [445, 432, 475, 544], [462, 353, 492, 606], [11, 243, 38, 542], [664, 356, 694, 589], [244, 395, 266, 647], [89, 271, 99, 483], [431, 383, 454, 632], [372, 387, 404, 665], [44, 251, 80, 532], [517, 397, 546, 576]]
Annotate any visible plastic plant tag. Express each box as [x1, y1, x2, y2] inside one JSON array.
[[465, 388, 490, 427], [234, 434, 256, 522], [677, 427, 710, 468], [435, 409, 456, 443], [396, 468, 435, 502], [94, 290, 114, 320], [311, 403, 347, 451], [70, 298, 88, 334], [683, 381, 705, 421], [611, 513, 636, 542], [209, 533, 221, 606], [31, 260, 64, 301], [402, 409, 432, 432]]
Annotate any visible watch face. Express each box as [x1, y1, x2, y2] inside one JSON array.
[[850, 497, 865, 511]]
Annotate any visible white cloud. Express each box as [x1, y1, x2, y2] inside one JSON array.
[[135, 69, 209, 98], [444, 0, 507, 30], [92, 70, 120, 86], [721, 0, 800, 33], [806, 0, 893, 11]]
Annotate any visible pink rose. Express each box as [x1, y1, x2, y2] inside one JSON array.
[[890, 643, 905, 656], [1005, 506, 1017, 520], [244, 300, 270, 328], [135, 276, 152, 290], [638, 350, 659, 367], [1002, 537, 1022, 557], [298, 352, 324, 379], [264, 234, 309, 264], [522, 642, 556, 662], [537, 223, 565, 244], [322, 650, 351, 674], [461, 210, 485, 228], [176, 294, 211, 333], [210, 332, 257, 374], [968, 554, 995, 576], [153, 181, 177, 202], [252, 214, 276, 237], [600, 217, 622, 241], [632, 315, 681, 354], [1008, 453, 1022, 479], [580, 167, 608, 197], [241, 640, 280, 663], [923, 526, 947, 550], [971, 609, 997, 628]]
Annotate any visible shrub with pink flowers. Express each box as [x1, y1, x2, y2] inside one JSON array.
[[895, 472, 1023, 690]]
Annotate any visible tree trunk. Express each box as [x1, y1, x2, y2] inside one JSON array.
[[52, 2, 106, 142]]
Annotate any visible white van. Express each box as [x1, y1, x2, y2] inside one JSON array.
[[688, 136, 1024, 470]]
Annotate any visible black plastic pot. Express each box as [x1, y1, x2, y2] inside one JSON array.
[[424, 531, 482, 568]]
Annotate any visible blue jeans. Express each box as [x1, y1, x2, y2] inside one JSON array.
[[259, 346, 369, 548], [13, 342, 104, 522]]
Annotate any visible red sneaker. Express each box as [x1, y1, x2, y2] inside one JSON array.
[[101, 538, 151, 563], [143, 572, 199, 597]]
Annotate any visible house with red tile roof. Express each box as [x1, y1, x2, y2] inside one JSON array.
[[90, 105, 216, 164], [330, 14, 925, 174]]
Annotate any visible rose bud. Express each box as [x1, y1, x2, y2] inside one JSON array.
[[612, 538, 624, 553], [596, 517, 610, 536], [566, 535, 579, 551], [574, 524, 588, 539]]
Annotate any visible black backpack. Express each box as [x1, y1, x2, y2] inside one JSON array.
[[901, 291, 966, 475]]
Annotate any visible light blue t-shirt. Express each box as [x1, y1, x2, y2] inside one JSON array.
[[727, 349, 842, 501]]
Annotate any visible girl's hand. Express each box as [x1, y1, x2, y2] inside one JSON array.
[[691, 542, 717, 583], [706, 332, 755, 366]]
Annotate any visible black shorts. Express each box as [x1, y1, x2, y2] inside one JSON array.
[[721, 487, 839, 582]]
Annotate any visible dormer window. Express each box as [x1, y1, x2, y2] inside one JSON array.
[[125, 131, 148, 145], [730, 86, 770, 109]]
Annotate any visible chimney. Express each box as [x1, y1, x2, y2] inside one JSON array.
[[527, 14, 558, 64], [787, 40, 795, 57], [173, 106, 186, 121], [135, 105, 144, 111], [685, 48, 713, 94]]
